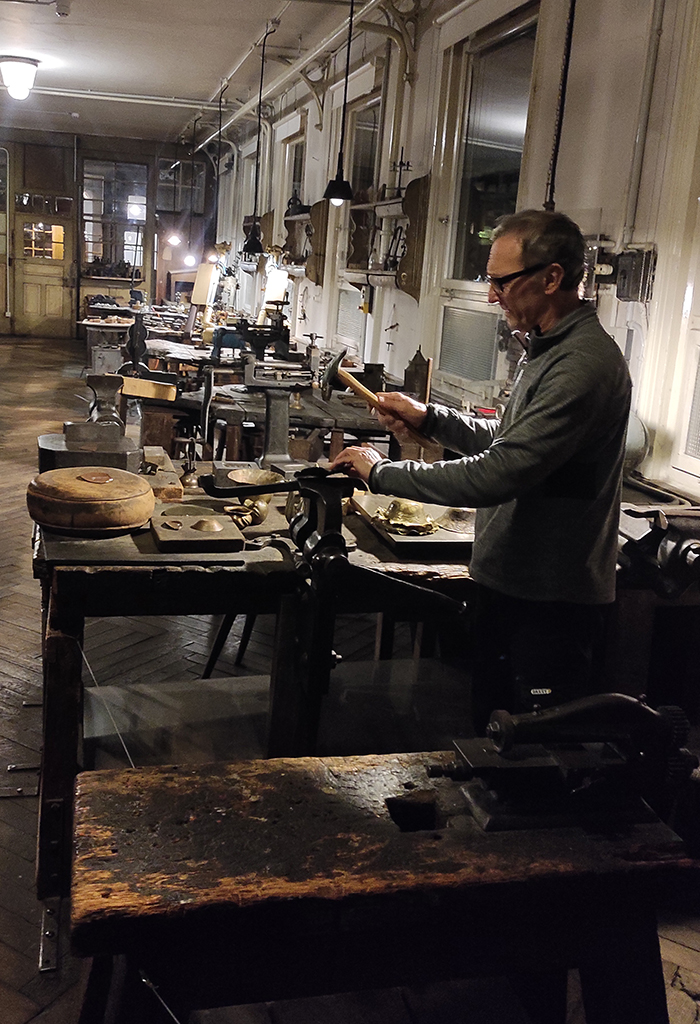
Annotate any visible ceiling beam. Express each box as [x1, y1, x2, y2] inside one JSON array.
[[196, 0, 386, 151]]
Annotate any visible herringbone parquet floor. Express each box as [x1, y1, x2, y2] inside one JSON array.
[[4, 335, 700, 1023]]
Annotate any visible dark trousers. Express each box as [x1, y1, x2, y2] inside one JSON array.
[[470, 584, 612, 735]]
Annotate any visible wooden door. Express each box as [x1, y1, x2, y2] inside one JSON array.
[[12, 210, 77, 338]]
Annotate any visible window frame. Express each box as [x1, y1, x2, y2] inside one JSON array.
[[446, 4, 538, 289], [81, 159, 148, 278]]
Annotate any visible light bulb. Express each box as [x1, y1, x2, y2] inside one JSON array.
[[330, 197, 345, 207], [0, 57, 39, 100], [184, 254, 197, 267], [207, 253, 219, 263], [167, 234, 181, 246]]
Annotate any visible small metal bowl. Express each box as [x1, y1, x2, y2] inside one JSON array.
[[226, 467, 284, 504]]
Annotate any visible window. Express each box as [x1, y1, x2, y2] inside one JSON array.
[[336, 286, 365, 352], [156, 158, 206, 214], [439, 306, 499, 380], [15, 193, 73, 216], [289, 138, 305, 203], [350, 99, 380, 201], [82, 160, 147, 277], [452, 13, 537, 281], [24, 222, 64, 260]]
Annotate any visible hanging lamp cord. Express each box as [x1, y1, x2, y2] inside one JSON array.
[[189, 116, 200, 249], [336, 0, 355, 178], [252, 23, 277, 229]]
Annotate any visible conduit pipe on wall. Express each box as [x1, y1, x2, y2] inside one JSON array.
[[196, 0, 388, 153], [30, 86, 225, 111], [615, 0, 665, 252], [356, 20, 410, 191], [544, 0, 577, 211], [1, 146, 10, 318]]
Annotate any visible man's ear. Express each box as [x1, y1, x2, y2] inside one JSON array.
[[543, 263, 565, 293]]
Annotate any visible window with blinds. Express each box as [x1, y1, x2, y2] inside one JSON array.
[[439, 306, 499, 380], [336, 287, 365, 348]]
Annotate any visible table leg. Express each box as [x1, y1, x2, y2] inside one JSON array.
[[328, 428, 344, 461], [268, 591, 335, 756], [510, 970, 568, 1024], [224, 423, 242, 460], [37, 575, 85, 899], [578, 900, 669, 1024]]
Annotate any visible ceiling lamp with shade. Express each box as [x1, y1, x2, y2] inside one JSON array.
[[0, 56, 39, 100], [323, 0, 355, 207]]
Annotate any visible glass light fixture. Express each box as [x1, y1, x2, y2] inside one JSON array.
[[167, 233, 182, 246], [184, 254, 197, 267], [323, 0, 355, 206], [0, 56, 39, 100]]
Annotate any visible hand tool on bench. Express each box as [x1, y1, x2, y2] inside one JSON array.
[[320, 348, 428, 446]]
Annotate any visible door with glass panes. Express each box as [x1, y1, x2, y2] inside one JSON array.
[[12, 198, 76, 337]]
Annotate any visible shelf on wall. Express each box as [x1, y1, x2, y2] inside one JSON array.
[[82, 276, 139, 283], [341, 268, 397, 287], [374, 199, 405, 218]]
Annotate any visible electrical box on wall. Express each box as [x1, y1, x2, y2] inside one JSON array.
[[616, 248, 657, 303]]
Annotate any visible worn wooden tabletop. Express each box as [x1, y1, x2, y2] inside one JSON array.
[[71, 750, 691, 955]]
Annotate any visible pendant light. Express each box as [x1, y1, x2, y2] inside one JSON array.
[[0, 56, 39, 100], [323, 0, 355, 206], [242, 24, 276, 256]]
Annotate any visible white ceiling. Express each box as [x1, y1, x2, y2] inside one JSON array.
[[0, 0, 354, 144]]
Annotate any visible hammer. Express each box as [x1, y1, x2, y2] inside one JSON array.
[[320, 349, 427, 446]]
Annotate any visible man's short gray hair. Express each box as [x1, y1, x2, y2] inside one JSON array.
[[493, 209, 585, 291]]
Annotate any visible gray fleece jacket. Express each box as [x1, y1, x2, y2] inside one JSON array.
[[369, 303, 631, 604]]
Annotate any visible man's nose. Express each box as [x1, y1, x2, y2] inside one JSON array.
[[487, 283, 500, 304]]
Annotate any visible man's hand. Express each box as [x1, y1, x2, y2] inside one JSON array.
[[375, 392, 427, 442], [329, 445, 385, 483]]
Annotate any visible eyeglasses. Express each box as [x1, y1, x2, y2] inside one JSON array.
[[486, 262, 549, 293]]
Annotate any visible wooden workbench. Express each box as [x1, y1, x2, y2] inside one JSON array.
[[33, 497, 470, 899], [71, 750, 694, 1023]]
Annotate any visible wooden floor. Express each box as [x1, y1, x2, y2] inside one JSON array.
[[1, 334, 700, 1022]]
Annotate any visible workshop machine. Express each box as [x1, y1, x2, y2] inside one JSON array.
[[448, 695, 698, 835], [211, 305, 291, 363], [619, 505, 700, 598], [242, 353, 315, 469]]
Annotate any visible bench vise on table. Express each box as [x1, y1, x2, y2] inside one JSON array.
[[619, 505, 700, 598], [200, 466, 469, 754], [446, 693, 698, 832]]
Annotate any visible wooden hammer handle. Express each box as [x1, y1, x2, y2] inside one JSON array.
[[336, 367, 427, 447]]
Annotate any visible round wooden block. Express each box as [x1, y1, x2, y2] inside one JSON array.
[[27, 466, 155, 534]]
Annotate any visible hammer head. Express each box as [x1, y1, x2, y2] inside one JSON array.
[[320, 348, 347, 402]]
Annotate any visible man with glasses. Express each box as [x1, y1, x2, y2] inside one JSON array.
[[330, 209, 632, 733]]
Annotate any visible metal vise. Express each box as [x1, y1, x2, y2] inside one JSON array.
[[619, 506, 700, 598], [448, 694, 698, 832]]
